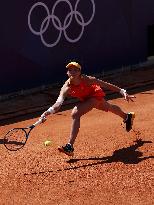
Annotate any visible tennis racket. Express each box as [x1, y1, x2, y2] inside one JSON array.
[[4, 118, 43, 151]]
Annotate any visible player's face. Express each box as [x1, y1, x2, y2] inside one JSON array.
[[67, 67, 81, 78]]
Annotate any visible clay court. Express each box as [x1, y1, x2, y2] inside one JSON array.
[[0, 80, 154, 205]]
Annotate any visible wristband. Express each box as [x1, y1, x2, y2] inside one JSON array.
[[120, 89, 126, 95], [120, 89, 127, 99], [56, 96, 64, 105], [47, 107, 55, 114]]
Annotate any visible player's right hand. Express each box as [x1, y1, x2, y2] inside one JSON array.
[[40, 117, 46, 123], [40, 111, 51, 122]]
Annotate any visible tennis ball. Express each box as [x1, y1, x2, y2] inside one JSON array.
[[44, 140, 52, 146]]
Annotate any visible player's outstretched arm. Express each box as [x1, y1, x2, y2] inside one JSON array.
[[40, 84, 69, 121], [86, 75, 136, 102]]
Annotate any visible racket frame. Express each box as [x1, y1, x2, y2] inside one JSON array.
[[3, 118, 43, 151]]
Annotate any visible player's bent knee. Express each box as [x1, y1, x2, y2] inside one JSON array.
[[71, 111, 81, 119], [71, 108, 81, 119]]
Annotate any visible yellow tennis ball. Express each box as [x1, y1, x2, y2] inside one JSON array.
[[44, 140, 52, 146]]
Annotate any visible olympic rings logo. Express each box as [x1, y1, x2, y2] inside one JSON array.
[[28, 0, 95, 48]]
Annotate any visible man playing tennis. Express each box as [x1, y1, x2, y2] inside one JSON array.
[[40, 62, 135, 156]]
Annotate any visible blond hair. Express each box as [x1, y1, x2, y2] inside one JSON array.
[[66, 62, 81, 70]]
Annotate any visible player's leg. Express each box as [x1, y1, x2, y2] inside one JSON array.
[[69, 97, 100, 145], [58, 97, 100, 156], [96, 98, 135, 132], [96, 98, 127, 119]]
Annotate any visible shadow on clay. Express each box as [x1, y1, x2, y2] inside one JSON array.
[[66, 139, 153, 167], [23, 139, 153, 175]]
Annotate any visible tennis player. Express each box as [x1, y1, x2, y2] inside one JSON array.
[[40, 62, 135, 156]]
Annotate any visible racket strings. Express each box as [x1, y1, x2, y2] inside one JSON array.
[[4, 129, 27, 151]]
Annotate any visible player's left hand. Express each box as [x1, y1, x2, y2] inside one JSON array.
[[125, 93, 136, 102], [120, 89, 136, 102]]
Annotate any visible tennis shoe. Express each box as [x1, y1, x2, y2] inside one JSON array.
[[58, 143, 74, 156], [124, 112, 135, 132]]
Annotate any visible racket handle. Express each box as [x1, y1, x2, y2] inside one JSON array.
[[32, 118, 43, 127]]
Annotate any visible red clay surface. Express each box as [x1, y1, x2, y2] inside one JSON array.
[[0, 89, 154, 205]]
